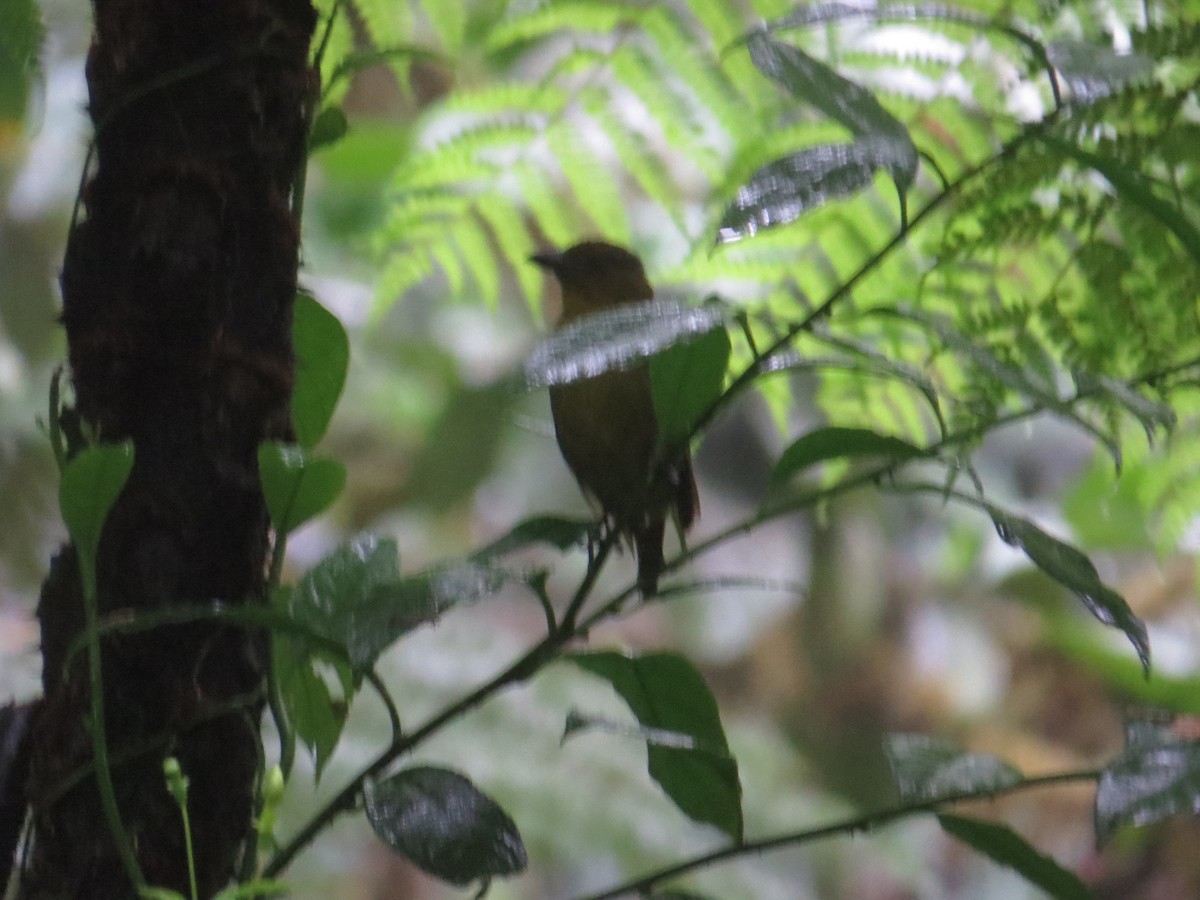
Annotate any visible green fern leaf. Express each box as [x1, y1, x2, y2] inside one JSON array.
[[485, 2, 642, 55], [546, 124, 631, 243]]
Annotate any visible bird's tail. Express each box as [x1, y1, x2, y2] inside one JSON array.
[[634, 513, 666, 596]]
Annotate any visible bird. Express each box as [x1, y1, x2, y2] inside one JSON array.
[[531, 240, 698, 595]]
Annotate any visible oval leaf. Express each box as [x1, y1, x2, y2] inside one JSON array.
[[770, 426, 926, 488], [292, 292, 349, 447], [743, 30, 916, 187], [258, 442, 346, 535], [473, 515, 593, 560], [292, 536, 504, 668], [650, 325, 731, 445], [570, 650, 743, 841], [524, 299, 727, 388], [884, 733, 1021, 802], [308, 105, 348, 153], [1047, 40, 1153, 103], [990, 509, 1150, 672], [365, 766, 527, 886], [59, 442, 135, 599], [937, 814, 1092, 900], [1095, 735, 1200, 845], [719, 137, 913, 242]]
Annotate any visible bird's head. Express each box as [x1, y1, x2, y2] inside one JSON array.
[[531, 241, 653, 320]]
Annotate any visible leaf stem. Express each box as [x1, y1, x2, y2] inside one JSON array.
[[82, 586, 146, 890]]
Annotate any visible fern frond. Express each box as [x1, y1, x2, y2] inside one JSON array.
[[519, 167, 579, 248], [546, 123, 631, 242], [610, 44, 724, 181], [417, 0, 465, 53], [640, 6, 752, 147], [374, 248, 434, 318], [454, 214, 502, 307], [475, 194, 542, 311], [484, 1, 643, 55], [582, 89, 684, 235], [350, 0, 414, 58]]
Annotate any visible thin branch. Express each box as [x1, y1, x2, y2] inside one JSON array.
[[578, 769, 1101, 900]]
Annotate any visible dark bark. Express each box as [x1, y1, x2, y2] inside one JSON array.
[[20, 1, 315, 895]]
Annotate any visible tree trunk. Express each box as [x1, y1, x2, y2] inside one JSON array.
[[21, 1, 315, 895]]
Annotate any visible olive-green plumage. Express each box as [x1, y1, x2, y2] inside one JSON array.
[[532, 241, 698, 595]]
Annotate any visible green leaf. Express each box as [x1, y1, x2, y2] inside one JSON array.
[[1095, 733, 1200, 845], [308, 105, 348, 153], [989, 509, 1150, 672], [290, 536, 502, 668], [365, 766, 527, 885], [1038, 135, 1200, 269], [570, 651, 743, 841], [743, 31, 916, 189], [524, 299, 727, 388], [273, 633, 348, 780], [884, 733, 1021, 802], [292, 292, 349, 447], [0, 0, 42, 124], [59, 442, 135, 600], [1047, 40, 1153, 102], [472, 515, 593, 560], [885, 307, 1124, 468], [937, 814, 1092, 900], [258, 442, 346, 535], [485, 2, 639, 55], [212, 879, 290, 899], [769, 426, 926, 488], [650, 325, 731, 446], [719, 137, 915, 242], [325, 45, 447, 97]]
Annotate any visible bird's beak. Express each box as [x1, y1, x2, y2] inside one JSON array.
[[530, 250, 563, 272]]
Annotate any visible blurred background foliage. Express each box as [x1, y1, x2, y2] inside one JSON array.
[[4, 0, 1200, 897]]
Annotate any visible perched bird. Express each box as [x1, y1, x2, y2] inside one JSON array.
[[532, 241, 698, 595]]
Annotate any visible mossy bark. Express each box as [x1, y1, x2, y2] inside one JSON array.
[[21, 1, 315, 895]]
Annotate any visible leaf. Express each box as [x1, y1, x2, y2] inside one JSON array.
[[273, 633, 349, 780], [308, 105, 348, 153], [0, 0, 42, 123], [650, 325, 731, 445], [718, 136, 914, 242], [885, 307, 1124, 468], [570, 651, 743, 841], [1038, 135, 1200, 269], [485, 1, 641, 55], [59, 442, 135, 600], [472, 515, 593, 560], [365, 766, 527, 886], [292, 292, 349, 447], [212, 880, 290, 899], [291, 536, 505, 669], [743, 31, 916, 189], [884, 733, 1021, 802], [1095, 734, 1200, 845], [523, 299, 727, 388], [325, 44, 447, 97], [769, 426, 927, 488], [937, 814, 1092, 900], [1072, 372, 1175, 443], [258, 442, 346, 536], [989, 509, 1150, 672], [1047, 40, 1154, 103]]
